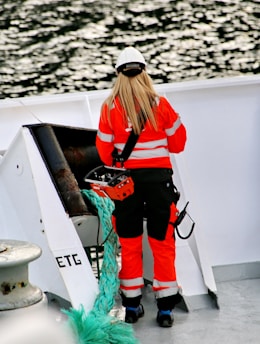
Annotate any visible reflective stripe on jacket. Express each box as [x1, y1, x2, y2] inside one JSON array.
[[96, 96, 187, 168]]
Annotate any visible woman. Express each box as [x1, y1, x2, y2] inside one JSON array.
[[96, 46, 187, 327]]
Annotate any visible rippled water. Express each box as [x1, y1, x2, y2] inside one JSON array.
[[0, 0, 259, 99]]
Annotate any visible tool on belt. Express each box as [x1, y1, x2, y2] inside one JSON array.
[[171, 201, 195, 239], [84, 122, 144, 201], [84, 165, 134, 201]]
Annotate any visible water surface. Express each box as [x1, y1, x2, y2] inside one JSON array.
[[0, 0, 259, 98]]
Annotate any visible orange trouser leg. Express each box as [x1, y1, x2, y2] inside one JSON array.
[[118, 235, 144, 298], [148, 203, 179, 297], [148, 226, 176, 282]]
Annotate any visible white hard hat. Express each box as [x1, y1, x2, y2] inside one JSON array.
[[115, 47, 146, 76]]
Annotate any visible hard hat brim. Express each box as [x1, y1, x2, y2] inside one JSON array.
[[117, 62, 145, 76]]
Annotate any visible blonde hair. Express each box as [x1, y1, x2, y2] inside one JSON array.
[[103, 70, 159, 134]]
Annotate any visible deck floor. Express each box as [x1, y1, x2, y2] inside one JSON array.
[[111, 278, 260, 344]]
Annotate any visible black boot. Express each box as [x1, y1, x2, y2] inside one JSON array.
[[121, 293, 144, 323], [125, 304, 145, 323], [156, 293, 182, 328], [156, 309, 174, 327]]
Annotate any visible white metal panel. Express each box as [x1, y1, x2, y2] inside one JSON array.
[[0, 128, 99, 310], [169, 80, 260, 266]]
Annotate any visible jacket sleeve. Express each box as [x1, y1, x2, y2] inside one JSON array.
[[95, 104, 115, 166], [163, 97, 187, 153]]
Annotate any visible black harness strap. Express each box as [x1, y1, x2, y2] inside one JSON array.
[[113, 117, 146, 166], [113, 129, 140, 165]]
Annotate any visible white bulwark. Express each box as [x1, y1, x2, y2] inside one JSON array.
[[0, 75, 259, 310]]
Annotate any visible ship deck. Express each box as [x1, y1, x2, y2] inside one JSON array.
[[111, 277, 260, 344]]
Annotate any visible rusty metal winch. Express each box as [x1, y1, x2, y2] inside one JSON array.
[[0, 240, 44, 311]]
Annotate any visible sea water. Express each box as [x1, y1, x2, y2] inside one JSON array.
[[0, 0, 259, 98]]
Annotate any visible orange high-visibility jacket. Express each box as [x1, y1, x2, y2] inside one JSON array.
[[96, 96, 187, 168]]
